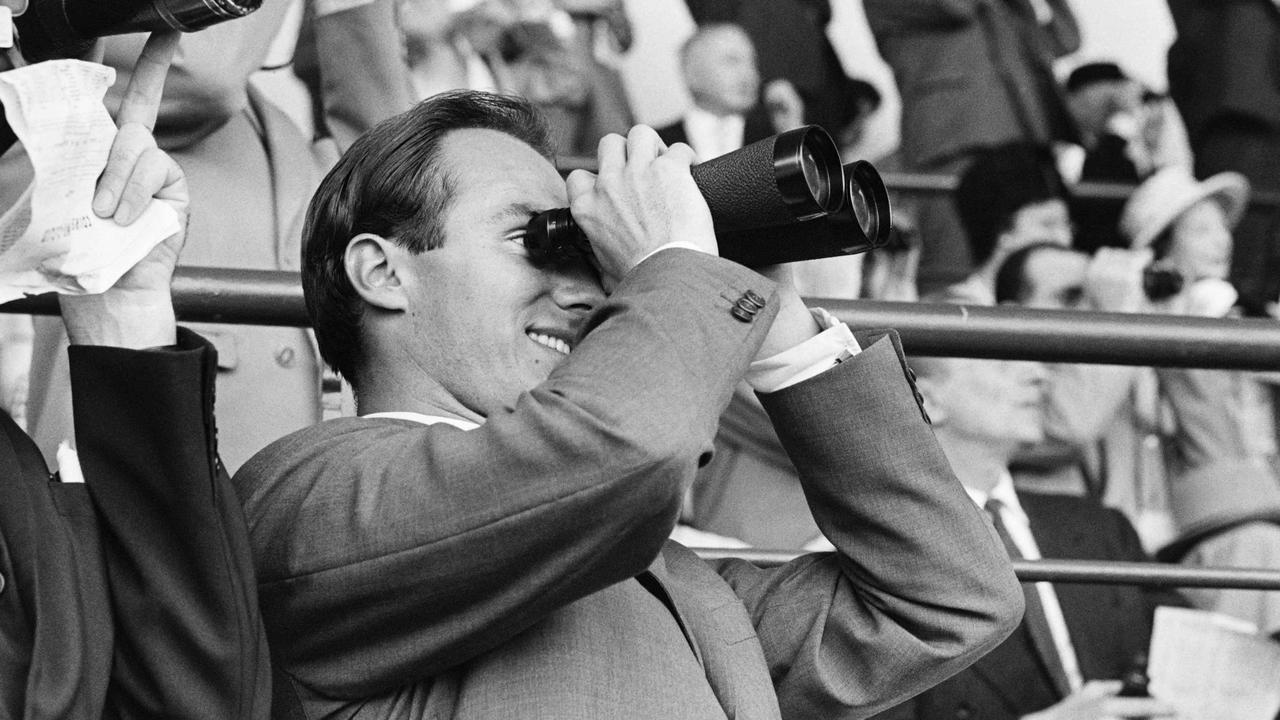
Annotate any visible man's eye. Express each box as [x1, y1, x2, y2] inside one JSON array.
[[503, 230, 531, 251]]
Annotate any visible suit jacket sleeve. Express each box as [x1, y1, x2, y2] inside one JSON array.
[[238, 251, 782, 698], [711, 331, 1024, 719], [72, 328, 270, 720]]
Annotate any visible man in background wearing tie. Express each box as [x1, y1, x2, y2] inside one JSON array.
[[871, 352, 1185, 720]]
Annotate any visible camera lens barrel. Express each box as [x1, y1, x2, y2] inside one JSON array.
[[15, 0, 261, 62], [1142, 266, 1184, 300]]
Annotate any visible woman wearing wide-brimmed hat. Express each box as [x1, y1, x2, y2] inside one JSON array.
[[1119, 167, 1280, 639]]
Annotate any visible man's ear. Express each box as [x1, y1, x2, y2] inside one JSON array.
[[914, 376, 947, 427], [345, 233, 408, 311]]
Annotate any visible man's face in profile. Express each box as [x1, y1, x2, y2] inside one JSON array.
[[931, 358, 1048, 447], [1018, 246, 1089, 310], [395, 128, 604, 417]]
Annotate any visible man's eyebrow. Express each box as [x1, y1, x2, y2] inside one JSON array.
[[492, 203, 543, 224]]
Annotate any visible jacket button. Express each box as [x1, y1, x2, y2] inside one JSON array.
[[731, 305, 753, 322], [743, 289, 766, 308], [275, 345, 297, 368]]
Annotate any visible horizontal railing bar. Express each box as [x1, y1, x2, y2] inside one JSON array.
[[695, 549, 1280, 590], [819, 298, 1280, 371], [6, 269, 1280, 371], [554, 157, 1280, 208], [0, 268, 310, 327]]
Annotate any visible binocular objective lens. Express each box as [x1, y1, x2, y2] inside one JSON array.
[[850, 184, 871, 236], [799, 144, 830, 210]]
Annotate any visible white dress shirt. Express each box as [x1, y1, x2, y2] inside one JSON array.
[[682, 106, 747, 161]]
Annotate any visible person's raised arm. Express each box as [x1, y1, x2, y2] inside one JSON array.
[[59, 31, 186, 349], [61, 32, 270, 719]]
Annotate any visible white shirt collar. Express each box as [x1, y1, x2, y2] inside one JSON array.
[[684, 106, 746, 160], [361, 411, 480, 431], [963, 470, 1030, 526]]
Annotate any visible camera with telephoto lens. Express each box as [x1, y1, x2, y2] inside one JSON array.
[[1142, 265, 1184, 301], [523, 125, 893, 268], [9, 0, 261, 63]]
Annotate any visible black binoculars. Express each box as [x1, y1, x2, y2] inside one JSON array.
[[524, 125, 892, 268], [11, 0, 260, 63]]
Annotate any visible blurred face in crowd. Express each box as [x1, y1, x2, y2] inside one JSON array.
[[1067, 78, 1141, 144], [1000, 199, 1074, 253], [394, 129, 604, 418], [682, 25, 760, 117], [1165, 198, 1233, 282], [922, 357, 1049, 447], [1017, 246, 1090, 310]]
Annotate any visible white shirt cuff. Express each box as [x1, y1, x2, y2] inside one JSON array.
[[746, 307, 860, 393], [637, 241, 710, 265]]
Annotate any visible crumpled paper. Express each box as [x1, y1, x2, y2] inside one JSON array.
[[0, 59, 179, 304]]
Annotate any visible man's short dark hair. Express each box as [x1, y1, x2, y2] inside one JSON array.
[[993, 241, 1073, 305], [1065, 61, 1128, 94], [301, 90, 553, 387], [953, 142, 1070, 266]]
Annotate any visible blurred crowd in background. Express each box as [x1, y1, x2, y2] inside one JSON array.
[[1, 0, 1279, 686]]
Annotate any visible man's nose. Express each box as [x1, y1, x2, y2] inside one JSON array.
[[548, 259, 605, 314]]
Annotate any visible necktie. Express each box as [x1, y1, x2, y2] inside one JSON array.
[[985, 499, 1074, 698]]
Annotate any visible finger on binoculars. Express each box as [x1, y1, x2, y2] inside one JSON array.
[[624, 125, 663, 163], [661, 142, 698, 167], [116, 31, 180, 132], [596, 133, 625, 177], [565, 168, 597, 203]]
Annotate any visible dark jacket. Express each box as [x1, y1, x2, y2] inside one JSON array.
[[0, 329, 270, 720]]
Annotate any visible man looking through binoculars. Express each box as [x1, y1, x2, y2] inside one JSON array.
[[234, 90, 1023, 720]]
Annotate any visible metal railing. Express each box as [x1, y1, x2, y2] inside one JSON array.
[[695, 551, 1280, 590], [7, 268, 1280, 370], [4, 270, 1280, 591]]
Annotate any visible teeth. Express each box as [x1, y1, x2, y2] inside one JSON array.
[[528, 332, 571, 355]]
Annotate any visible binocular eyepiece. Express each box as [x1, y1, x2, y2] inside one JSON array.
[[11, 0, 261, 63], [524, 125, 892, 268]]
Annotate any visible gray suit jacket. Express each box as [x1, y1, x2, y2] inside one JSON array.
[[235, 250, 1021, 719]]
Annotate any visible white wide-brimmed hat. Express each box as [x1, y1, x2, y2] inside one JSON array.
[[1120, 167, 1251, 250]]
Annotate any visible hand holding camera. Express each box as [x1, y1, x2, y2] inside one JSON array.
[[1082, 247, 1154, 313]]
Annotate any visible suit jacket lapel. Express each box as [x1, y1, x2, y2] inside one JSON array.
[[636, 553, 705, 667], [1023, 497, 1115, 681], [967, 622, 1060, 712]]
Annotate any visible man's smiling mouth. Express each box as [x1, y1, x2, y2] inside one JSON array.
[[528, 331, 571, 355]]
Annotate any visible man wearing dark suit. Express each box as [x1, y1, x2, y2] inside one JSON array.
[[862, 0, 1080, 293], [235, 90, 1023, 719], [872, 354, 1181, 720], [0, 34, 269, 719], [655, 23, 776, 160]]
